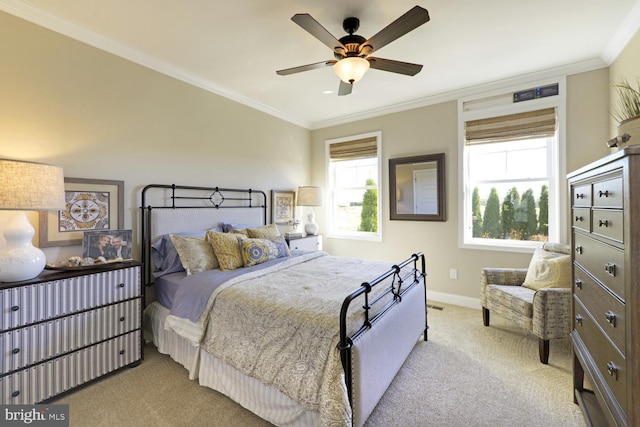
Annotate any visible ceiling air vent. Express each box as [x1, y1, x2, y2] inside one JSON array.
[[513, 83, 559, 103]]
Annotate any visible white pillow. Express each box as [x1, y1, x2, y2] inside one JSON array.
[[522, 248, 571, 290]]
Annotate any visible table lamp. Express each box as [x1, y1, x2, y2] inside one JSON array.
[[0, 159, 65, 282], [296, 186, 322, 236]]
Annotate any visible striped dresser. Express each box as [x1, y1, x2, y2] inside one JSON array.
[[0, 262, 142, 404]]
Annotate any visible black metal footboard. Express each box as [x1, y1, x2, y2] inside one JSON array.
[[338, 252, 427, 407]]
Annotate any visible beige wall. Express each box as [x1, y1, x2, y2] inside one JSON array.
[[0, 12, 310, 262], [311, 68, 612, 305], [609, 29, 640, 136]]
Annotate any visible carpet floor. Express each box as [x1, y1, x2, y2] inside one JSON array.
[[50, 302, 586, 426]]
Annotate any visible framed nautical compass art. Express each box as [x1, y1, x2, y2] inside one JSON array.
[[39, 178, 124, 247]]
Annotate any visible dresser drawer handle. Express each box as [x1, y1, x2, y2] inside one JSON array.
[[598, 190, 610, 198], [604, 262, 616, 277], [119, 316, 125, 322], [598, 219, 609, 227], [607, 361, 618, 379], [119, 350, 125, 355], [605, 311, 617, 327], [117, 283, 125, 288], [574, 279, 583, 289], [576, 193, 585, 199], [575, 246, 583, 255], [11, 390, 20, 398], [11, 348, 20, 355], [11, 305, 19, 312], [575, 314, 583, 326], [575, 216, 583, 222]]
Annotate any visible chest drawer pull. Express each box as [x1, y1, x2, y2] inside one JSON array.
[[598, 190, 610, 198], [606, 361, 619, 379], [604, 262, 617, 277], [11, 305, 19, 312], [598, 219, 609, 227], [576, 193, 585, 199], [11, 391, 20, 398], [575, 246, 583, 255], [605, 311, 617, 327], [119, 350, 125, 355], [12, 348, 20, 354], [575, 215, 584, 222], [575, 314, 583, 326], [117, 283, 125, 288], [119, 316, 125, 322], [575, 279, 583, 289]]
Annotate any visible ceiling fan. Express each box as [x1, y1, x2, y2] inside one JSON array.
[[276, 6, 430, 96]]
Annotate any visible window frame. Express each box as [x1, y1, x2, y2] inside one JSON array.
[[325, 131, 382, 242], [458, 79, 567, 252]]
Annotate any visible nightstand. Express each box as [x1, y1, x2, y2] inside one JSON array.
[[286, 234, 323, 252], [0, 261, 143, 404]]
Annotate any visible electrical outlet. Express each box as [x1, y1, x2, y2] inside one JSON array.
[[450, 268, 457, 279]]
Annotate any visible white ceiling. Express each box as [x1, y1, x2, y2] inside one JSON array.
[[2, 0, 640, 129]]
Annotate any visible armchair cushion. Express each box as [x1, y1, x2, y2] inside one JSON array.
[[522, 248, 571, 291]]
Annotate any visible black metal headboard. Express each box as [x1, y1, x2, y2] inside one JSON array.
[[140, 184, 267, 286]]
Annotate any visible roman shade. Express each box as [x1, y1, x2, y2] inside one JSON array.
[[465, 107, 557, 144], [329, 136, 377, 161]]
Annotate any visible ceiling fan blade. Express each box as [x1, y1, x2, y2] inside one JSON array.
[[291, 14, 347, 55], [367, 57, 423, 76], [276, 60, 336, 76], [338, 80, 353, 96], [360, 6, 430, 56]]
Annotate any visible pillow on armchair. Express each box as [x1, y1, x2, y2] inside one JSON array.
[[522, 247, 571, 291]]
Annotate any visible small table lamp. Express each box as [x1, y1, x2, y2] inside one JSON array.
[[296, 186, 322, 236], [0, 159, 65, 282]]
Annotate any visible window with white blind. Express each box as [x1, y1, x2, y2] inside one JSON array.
[[460, 83, 566, 250], [326, 131, 382, 241]]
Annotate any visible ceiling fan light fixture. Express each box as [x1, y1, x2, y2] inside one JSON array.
[[333, 57, 370, 84]]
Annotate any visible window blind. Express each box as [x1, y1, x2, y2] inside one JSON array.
[[329, 136, 377, 161], [465, 107, 556, 144]]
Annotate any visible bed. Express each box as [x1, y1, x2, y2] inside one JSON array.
[[140, 184, 428, 426]]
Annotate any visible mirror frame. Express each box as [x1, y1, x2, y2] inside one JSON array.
[[389, 153, 446, 221]]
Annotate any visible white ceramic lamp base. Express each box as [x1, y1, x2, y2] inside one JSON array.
[[0, 213, 46, 282], [304, 209, 319, 235]]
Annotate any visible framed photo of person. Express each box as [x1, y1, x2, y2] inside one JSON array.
[[82, 229, 133, 261]]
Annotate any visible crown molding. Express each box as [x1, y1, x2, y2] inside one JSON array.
[[601, 0, 640, 65]]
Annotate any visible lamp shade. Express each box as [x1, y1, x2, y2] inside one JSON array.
[[296, 186, 322, 207], [333, 57, 370, 84], [0, 159, 65, 211]]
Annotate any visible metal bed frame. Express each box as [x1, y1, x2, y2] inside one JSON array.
[[140, 183, 428, 423]]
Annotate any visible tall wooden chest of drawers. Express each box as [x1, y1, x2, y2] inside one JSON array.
[[568, 147, 640, 426], [0, 262, 142, 404]]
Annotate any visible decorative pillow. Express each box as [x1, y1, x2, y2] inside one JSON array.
[[238, 235, 291, 267], [522, 248, 571, 290], [169, 234, 219, 275], [207, 231, 245, 271], [151, 228, 221, 277], [221, 222, 262, 233], [246, 224, 281, 239]]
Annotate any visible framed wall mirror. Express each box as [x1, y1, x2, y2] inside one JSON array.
[[389, 153, 446, 221]]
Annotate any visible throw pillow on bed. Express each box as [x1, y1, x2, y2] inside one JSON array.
[[246, 224, 281, 239], [169, 234, 219, 275], [207, 231, 245, 271], [238, 236, 291, 267]]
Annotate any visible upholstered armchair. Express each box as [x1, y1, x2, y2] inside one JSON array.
[[480, 242, 572, 364]]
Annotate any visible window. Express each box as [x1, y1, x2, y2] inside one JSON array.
[[326, 132, 382, 241], [460, 83, 566, 250]]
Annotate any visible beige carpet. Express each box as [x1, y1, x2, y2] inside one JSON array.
[[50, 303, 586, 427]]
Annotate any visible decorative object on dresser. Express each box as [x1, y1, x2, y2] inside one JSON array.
[[607, 77, 640, 150], [0, 262, 143, 404], [296, 185, 322, 235], [568, 146, 640, 426], [39, 178, 124, 248], [0, 159, 65, 282], [480, 242, 572, 364]]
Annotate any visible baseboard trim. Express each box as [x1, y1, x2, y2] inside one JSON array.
[[427, 290, 480, 310]]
